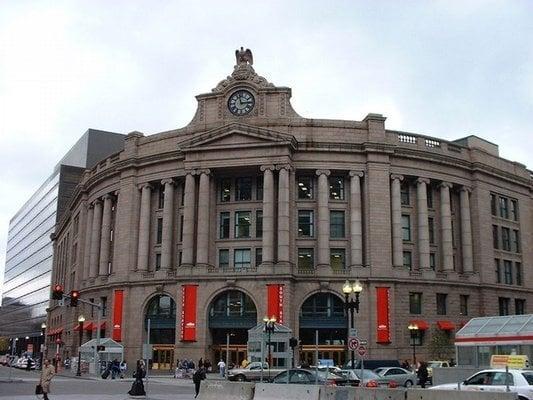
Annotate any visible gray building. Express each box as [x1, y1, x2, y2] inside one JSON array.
[[0, 129, 125, 351]]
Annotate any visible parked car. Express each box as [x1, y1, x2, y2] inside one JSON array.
[[430, 369, 533, 400], [427, 360, 451, 384], [271, 368, 348, 386], [339, 369, 389, 388], [15, 357, 36, 369], [226, 361, 285, 382], [374, 367, 417, 387], [344, 359, 401, 370]]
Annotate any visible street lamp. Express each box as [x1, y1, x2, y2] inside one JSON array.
[[76, 315, 85, 376], [408, 323, 419, 369], [263, 316, 276, 381], [225, 331, 235, 378], [40, 323, 46, 370], [343, 279, 362, 369]]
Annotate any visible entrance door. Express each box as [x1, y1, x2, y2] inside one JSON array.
[[213, 345, 247, 368], [152, 347, 174, 370], [300, 346, 346, 367]]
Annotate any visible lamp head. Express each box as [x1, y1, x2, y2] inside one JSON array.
[[263, 316, 269, 323], [352, 279, 363, 293], [41, 322, 47, 329], [342, 280, 352, 294], [25, 336, 30, 340], [78, 315, 86, 323], [270, 316, 277, 323], [408, 323, 419, 331]]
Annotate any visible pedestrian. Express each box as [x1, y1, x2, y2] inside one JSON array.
[[401, 359, 410, 370], [192, 366, 206, 398], [217, 358, 226, 378], [128, 360, 146, 396], [39, 359, 55, 400], [111, 358, 120, 379], [26, 357, 33, 371], [198, 357, 203, 368], [119, 360, 127, 379], [417, 361, 429, 388], [204, 359, 212, 373]]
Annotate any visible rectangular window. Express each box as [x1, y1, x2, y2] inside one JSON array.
[[179, 215, 184, 241], [219, 212, 230, 239], [71, 243, 77, 264], [329, 176, 345, 200], [512, 230, 520, 253], [255, 248, 262, 267], [234, 211, 251, 238], [330, 211, 345, 238], [73, 214, 79, 236], [158, 186, 165, 209], [298, 210, 314, 237], [297, 176, 314, 199], [510, 200, 519, 221], [499, 297, 510, 316], [495, 259, 501, 283], [156, 218, 163, 244], [256, 176, 263, 201], [101, 297, 107, 317], [403, 251, 412, 270], [181, 184, 185, 206], [502, 227, 511, 251], [220, 179, 231, 202], [402, 215, 411, 241], [436, 293, 447, 315], [490, 194, 497, 216], [409, 292, 422, 314], [429, 252, 436, 270], [460, 295, 469, 315], [427, 189, 433, 209], [428, 217, 435, 244], [298, 248, 314, 270], [515, 299, 525, 315], [155, 253, 161, 271], [492, 225, 499, 249], [401, 183, 410, 206], [256, 210, 263, 238], [516, 262, 522, 286], [235, 177, 252, 201], [330, 249, 346, 271], [504, 260, 513, 285], [219, 249, 229, 269], [499, 197, 509, 219], [234, 249, 251, 270]]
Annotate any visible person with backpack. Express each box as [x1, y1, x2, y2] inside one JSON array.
[[193, 366, 206, 398]]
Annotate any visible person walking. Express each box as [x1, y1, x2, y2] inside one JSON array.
[[39, 359, 55, 400], [111, 358, 120, 379], [417, 361, 429, 388], [119, 360, 127, 379], [217, 358, 226, 378], [192, 366, 206, 398], [128, 360, 146, 396]]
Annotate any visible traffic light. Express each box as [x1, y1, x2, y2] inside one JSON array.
[[289, 337, 298, 349], [52, 284, 64, 300], [70, 290, 80, 307]]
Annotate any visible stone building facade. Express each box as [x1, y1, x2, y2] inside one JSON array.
[[47, 52, 533, 369]]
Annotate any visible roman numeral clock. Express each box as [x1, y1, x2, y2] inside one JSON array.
[[228, 89, 255, 116]]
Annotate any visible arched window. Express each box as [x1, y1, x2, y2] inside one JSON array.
[[300, 293, 345, 318], [144, 295, 176, 344], [209, 290, 256, 318]]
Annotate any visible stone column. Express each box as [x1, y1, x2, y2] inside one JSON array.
[[98, 194, 113, 276], [182, 172, 197, 266], [89, 199, 103, 278], [390, 175, 403, 267], [196, 170, 211, 265], [261, 165, 275, 265], [350, 171, 364, 266], [316, 170, 331, 267], [277, 165, 291, 264], [416, 177, 430, 270], [136, 183, 152, 271], [460, 186, 474, 273], [161, 179, 175, 270], [83, 204, 94, 281], [439, 182, 454, 271]]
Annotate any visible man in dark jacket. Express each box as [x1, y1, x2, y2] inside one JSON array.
[[417, 361, 429, 388], [193, 366, 206, 398]]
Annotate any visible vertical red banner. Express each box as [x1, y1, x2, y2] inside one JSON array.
[[181, 285, 198, 341], [376, 287, 391, 343], [267, 284, 284, 324], [112, 290, 124, 342]]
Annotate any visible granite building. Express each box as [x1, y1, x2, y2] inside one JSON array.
[[47, 50, 532, 369]]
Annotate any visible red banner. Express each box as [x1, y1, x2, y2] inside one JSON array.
[[376, 287, 391, 344], [267, 284, 284, 324], [112, 290, 124, 342], [181, 285, 198, 341]]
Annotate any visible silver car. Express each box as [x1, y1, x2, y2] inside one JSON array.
[[374, 367, 417, 387]]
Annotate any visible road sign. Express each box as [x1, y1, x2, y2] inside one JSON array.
[[348, 338, 359, 350], [142, 344, 153, 360], [359, 340, 368, 346], [357, 346, 366, 356]]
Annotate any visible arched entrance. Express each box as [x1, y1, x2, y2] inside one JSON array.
[[145, 294, 176, 370], [299, 292, 347, 367], [208, 290, 257, 368]]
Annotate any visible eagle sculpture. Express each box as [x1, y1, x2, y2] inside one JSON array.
[[235, 47, 253, 65]]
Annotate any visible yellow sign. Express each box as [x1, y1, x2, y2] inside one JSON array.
[[490, 355, 529, 369]]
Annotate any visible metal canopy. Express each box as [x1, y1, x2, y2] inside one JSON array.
[[456, 314, 533, 343]]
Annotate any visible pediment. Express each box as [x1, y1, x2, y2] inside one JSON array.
[[178, 123, 297, 152]]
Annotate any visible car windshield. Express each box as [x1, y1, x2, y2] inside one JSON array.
[[428, 362, 441, 368], [522, 372, 533, 385], [353, 370, 380, 379]]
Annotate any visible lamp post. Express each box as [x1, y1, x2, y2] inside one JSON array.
[[225, 331, 235, 378], [76, 315, 85, 376], [40, 323, 46, 370], [342, 279, 362, 369], [263, 316, 276, 381], [407, 323, 419, 370]]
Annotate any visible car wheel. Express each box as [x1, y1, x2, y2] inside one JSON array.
[[404, 380, 413, 388], [235, 375, 246, 382]]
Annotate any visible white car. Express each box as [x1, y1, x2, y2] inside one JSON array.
[[430, 369, 533, 400]]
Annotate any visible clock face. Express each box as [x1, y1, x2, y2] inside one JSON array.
[[228, 90, 255, 116]]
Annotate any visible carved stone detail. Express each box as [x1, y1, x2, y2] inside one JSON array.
[[212, 63, 274, 93]]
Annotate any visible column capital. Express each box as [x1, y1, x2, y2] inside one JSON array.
[[102, 193, 114, 201], [439, 181, 453, 189], [460, 186, 472, 193], [92, 199, 102, 207], [390, 174, 404, 182], [349, 170, 364, 178], [184, 169, 199, 176], [138, 183, 153, 191], [260, 164, 275, 172], [416, 177, 431, 185], [161, 178, 175, 186], [316, 169, 331, 177], [197, 169, 211, 176], [276, 164, 292, 171]]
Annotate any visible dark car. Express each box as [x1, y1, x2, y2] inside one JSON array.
[[271, 369, 348, 386], [344, 359, 401, 370]]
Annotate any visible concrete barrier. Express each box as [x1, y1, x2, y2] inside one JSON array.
[[320, 386, 407, 400], [407, 388, 517, 400], [432, 367, 480, 385], [198, 380, 254, 400], [254, 383, 320, 400]]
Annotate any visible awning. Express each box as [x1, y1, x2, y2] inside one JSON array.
[[92, 321, 106, 331], [56, 328, 64, 334], [83, 322, 94, 331], [409, 320, 429, 330], [437, 320, 455, 331]]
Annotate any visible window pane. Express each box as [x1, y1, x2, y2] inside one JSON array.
[[401, 183, 410, 205], [220, 212, 230, 239], [516, 262, 522, 286], [502, 228, 510, 251], [298, 248, 314, 270], [495, 259, 501, 283], [409, 293, 422, 314], [504, 260, 513, 285], [235, 177, 252, 201], [492, 225, 499, 249], [330, 211, 345, 238], [155, 253, 161, 271], [158, 186, 165, 209], [298, 210, 314, 237], [255, 248, 262, 266], [429, 253, 436, 270], [156, 218, 163, 244], [402, 215, 411, 241], [513, 230, 520, 253], [234, 249, 251, 270], [219, 249, 229, 268], [403, 251, 412, 269], [298, 176, 313, 199], [256, 176, 263, 200], [511, 200, 519, 221], [490, 194, 497, 216], [499, 197, 509, 219], [235, 211, 251, 238], [220, 179, 231, 202], [460, 295, 469, 315], [329, 177, 345, 200], [437, 293, 447, 315], [428, 218, 435, 244], [256, 211, 263, 238], [330, 249, 345, 270], [427, 189, 433, 209]]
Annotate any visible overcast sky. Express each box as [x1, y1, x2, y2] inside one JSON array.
[[1, 1, 532, 294]]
